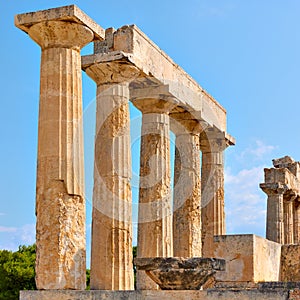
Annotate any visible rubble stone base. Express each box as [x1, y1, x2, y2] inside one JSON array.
[[20, 288, 299, 300]]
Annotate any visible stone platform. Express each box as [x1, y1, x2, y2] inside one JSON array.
[[19, 287, 300, 300]]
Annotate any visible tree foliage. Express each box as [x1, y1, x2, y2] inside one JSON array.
[[0, 244, 36, 300], [0, 244, 138, 297]]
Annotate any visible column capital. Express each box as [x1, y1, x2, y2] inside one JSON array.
[[83, 60, 140, 86], [200, 131, 234, 153], [131, 84, 179, 114], [15, 5, 104, 39], [28, 21, 94, 50], [260, 183, 289, 196], [170, 112, 207, 136]]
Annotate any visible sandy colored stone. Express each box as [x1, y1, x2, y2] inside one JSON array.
[[212, 235, 281, 283], [90, 82, 134, 290], [83, 24, 233, 133], [200, 129, 230, 257], [294, 201, 300, 243], [132, 94, 175, 290], [83, 56, 141, 290], [135, 257, 225, 290], [261, 158, 300, 244], [15, 5, 104, 40], [281, 245, 300, 281], [273, 156, 295, 168], [171, 117, 202, 257], [15, 10, 97, 288]]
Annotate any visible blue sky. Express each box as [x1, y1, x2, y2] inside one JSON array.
[[1, 1, 300, 265]]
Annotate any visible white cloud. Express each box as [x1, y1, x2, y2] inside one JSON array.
[[225, 166, 267, 237], [0, 223, 35, 251], [238, 140, 276, 162], [0, 226, 17, 233]]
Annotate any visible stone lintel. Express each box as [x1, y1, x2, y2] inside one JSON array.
[[92, 25, 227, 132], [15, 5, 105, 40], [273, 156, 295, 168], [82, 51, 235, 142], [263, 167, 300, 193]]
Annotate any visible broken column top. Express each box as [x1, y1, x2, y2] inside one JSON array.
[[273, 156, 295, 168], [14, 4, 105, 41]]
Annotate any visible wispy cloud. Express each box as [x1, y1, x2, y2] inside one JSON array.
[[238, 140, 276, 162], [224, 139, 277, 237], [0, 226, 17, 233], [225, 165, 267, 237], [0, 223, 35, 251]]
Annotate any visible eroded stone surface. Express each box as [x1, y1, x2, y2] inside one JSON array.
[[15, 5, 104, 40], [171, 117, 202, 257], [19, 289, 292, 300], [90, 82, 134, 290], [132, 94, 175, 290], [135, 257, 225, 290], [281, 245, 300, 281], [200, 129, 230, 257], [212, 235, 281, 283], [260, 157, 300, 244], [18, 17, 95, 289]]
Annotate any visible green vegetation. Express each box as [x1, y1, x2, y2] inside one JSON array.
[[0, 244, 138, 298], [0, 244, 36, 300]]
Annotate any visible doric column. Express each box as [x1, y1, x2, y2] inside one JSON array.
[[171, 116, 202, 257], [200, 129, 228, 256], [82, 59, 140, 290], [15, 6, 103, 289], [132, 89, 176, 290], [261, 185, 285, 244], [284, 197, 294, 244], [294, 199, 300, 244]]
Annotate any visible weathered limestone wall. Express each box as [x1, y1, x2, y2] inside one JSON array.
[[212, 235, 281, 283], [281, 245, 300, 281]]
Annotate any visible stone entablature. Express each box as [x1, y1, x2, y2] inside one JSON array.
[[260, 156, 300, 245]]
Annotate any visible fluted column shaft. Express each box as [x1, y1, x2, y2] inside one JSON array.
[[27, 21, 93, 289], [266, 191, 285, 243], [294, 200, 300, 244], [284, 199, 294, 244], [200, 133, 226, 256], [132, 98, 174, 290], [82, 55, 140, 290], [90, 83, 133, 290], [172, 119, 201, 257]]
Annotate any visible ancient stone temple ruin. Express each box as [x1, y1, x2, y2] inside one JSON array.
[[15, 5, 300, 300]]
